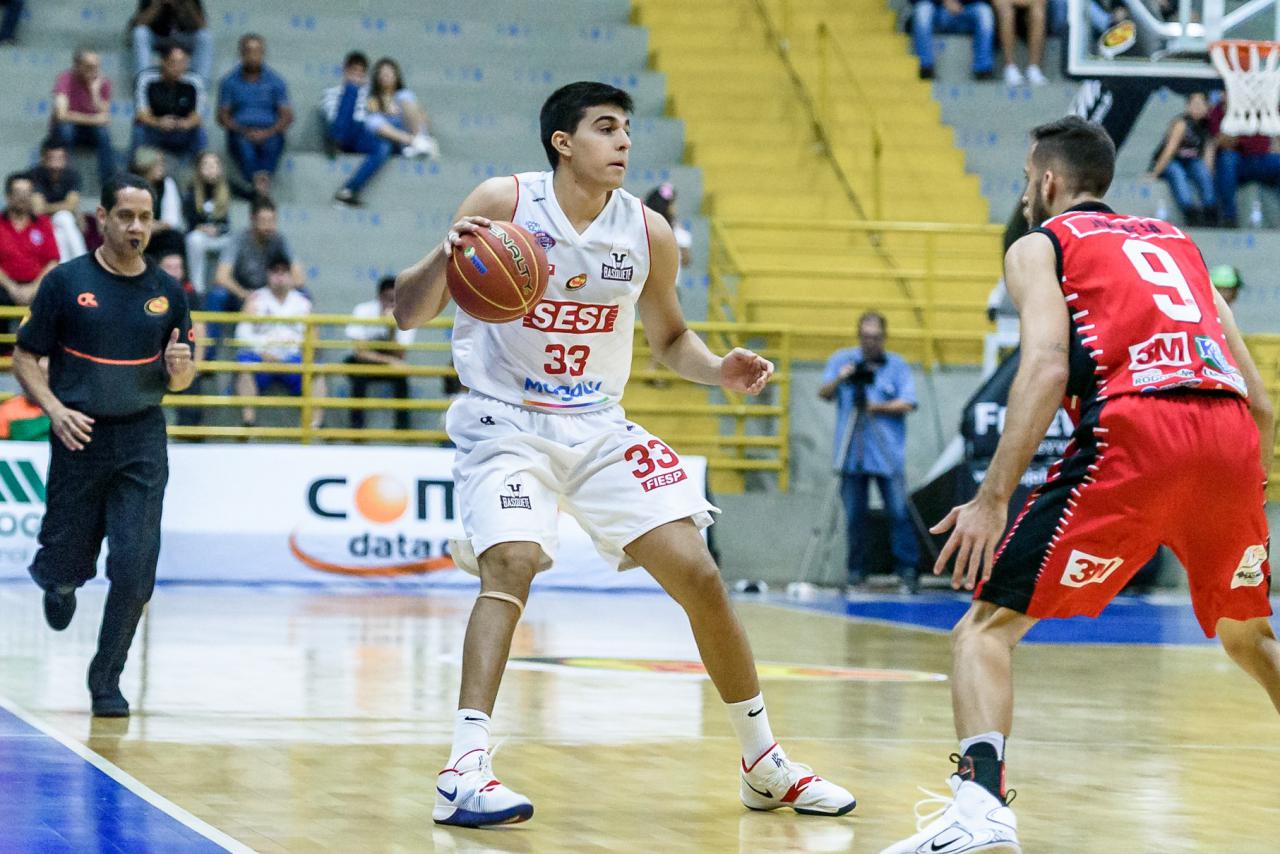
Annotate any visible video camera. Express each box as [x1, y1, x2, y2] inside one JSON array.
[[842, 361, 877, 387]]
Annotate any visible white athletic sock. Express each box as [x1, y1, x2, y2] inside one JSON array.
[[959, 731, 1006, 761], [449, 708, 491, 767], [726, 693, 777, 766]]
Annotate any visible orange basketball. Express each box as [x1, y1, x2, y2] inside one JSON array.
[[446, 221, 549, 323]]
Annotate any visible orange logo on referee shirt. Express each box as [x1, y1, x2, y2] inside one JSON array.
[[77, 292, 98, 308], [145, 296, 169, 316]]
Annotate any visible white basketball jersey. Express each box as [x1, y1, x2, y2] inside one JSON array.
[[452, 171, 651, 413]]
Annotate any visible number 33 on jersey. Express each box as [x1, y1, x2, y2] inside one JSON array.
[[451, 171, 652, 412], [1037, 205, 1248, 402]]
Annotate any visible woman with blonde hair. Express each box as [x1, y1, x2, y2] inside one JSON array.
[[183, 150, 233, 292]]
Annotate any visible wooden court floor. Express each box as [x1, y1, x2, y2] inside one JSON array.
[[0, 584, 1277, 853]]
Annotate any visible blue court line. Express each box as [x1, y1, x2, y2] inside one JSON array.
[[768, 593, 1229, 646], [0, 698, 249, 854]]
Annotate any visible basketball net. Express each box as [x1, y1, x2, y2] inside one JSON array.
[[1211, 40, 1280, 136]]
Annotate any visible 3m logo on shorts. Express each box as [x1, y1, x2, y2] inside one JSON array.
[[1128, 332, 1190, 370], [1232, 544, 1268, 589], [522, 300, 618, 334], [1060, 550, 1124, 587], [641, 469, 687, 493]]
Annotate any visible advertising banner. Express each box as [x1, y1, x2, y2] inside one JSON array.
[[0, 442, 706, 590]]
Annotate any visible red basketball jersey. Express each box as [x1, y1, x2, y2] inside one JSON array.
[[1037, 204, 1247, 412]]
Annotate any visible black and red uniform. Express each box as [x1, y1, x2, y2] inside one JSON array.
[[17, 251, 191, 698], [978, 203, 1271, 636]]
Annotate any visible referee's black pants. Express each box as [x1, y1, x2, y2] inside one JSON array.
[[29, 408, 169, 696]]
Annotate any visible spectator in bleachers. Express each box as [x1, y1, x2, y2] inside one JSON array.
[[183, 151, 232, 294], [0, 174, 59, 351], [323, 51, 370, 155], [157, 250, 208, 428], [234, 253, 325, 430], [209, 197, 303, 314], [345, 277, 414, 430], [1206, 97, 1280, 228], [910, 0, 996, 81], [27, 138, 87, 261], [1210, 264, 1244, 306], [993, 0, 1049, 87], [818, 311, 920, 594], [644, 183, 693, 267], [365, 57, 439, 160], [324, 51, 396, 208], [1146, 91, 1216, 226], [218, 34, 293, 199], [130, 0, 212, 83], [130, 147, 186, 260], [0, 0, 25, 46], [50, 49, 116, 189], [132, 44, 207, 165]]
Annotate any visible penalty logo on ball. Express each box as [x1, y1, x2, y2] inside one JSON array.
[[490, 224, 532, 287]]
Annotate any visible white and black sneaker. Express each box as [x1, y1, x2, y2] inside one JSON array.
[[879, 775, 1019, 854]]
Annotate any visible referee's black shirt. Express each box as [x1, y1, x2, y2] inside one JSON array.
[[17, 253, 193, 419]]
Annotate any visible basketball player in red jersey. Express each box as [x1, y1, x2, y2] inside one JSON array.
[[883, 116, 1278, 853]]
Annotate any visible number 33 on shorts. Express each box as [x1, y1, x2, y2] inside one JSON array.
[[625, 438, 686, 491]]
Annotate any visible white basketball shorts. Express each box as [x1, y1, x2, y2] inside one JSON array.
[[446, 392, 718, 574]]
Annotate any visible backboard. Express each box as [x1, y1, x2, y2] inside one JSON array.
[[1066, 0, 1280, 81]]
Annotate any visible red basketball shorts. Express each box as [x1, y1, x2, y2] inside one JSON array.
[[977, 392, 1272, 637]]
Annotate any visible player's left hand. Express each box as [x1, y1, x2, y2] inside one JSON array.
[[164, 328, 192, 376], [930, 494, 1008, 591], [720, 348, 773, 395]]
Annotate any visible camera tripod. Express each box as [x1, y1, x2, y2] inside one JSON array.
[[792, 379, 937, 593]]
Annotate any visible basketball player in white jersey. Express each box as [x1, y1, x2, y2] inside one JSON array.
[[395, 82, 856, 828]]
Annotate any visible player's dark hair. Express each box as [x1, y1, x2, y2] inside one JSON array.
[[344, 51, 368, 71], [250, 197, 276, 218], [40, 137, 67, 155], [858, 311, 887, 336], [378, 276, 396, 294], [5, 172, 32, 194], [267, 250, 292, 270], [100, 173, 154, 212], [1030, 116, 1116, 197], [540, 81, 634, 168], [160, 42, 189, 61], [239, 33, 264, 53]]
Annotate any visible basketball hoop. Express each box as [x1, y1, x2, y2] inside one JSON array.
[[1211, 39, 1280, 135]]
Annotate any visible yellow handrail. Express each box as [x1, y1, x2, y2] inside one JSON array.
[[0, 308, 795, 489]]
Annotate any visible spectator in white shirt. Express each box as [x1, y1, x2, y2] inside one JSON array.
[[234, 253, 325, 429], [345, 276, 415, 429]]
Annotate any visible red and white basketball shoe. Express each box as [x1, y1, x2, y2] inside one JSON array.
[[739, 742, 857, 816]]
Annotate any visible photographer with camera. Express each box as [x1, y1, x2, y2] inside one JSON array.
[[818, 312, 921, 593]]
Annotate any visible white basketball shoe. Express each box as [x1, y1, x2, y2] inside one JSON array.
[[433, 747, 534, 828], [880, 775, 1019, 854], [740, 742, 857, 816]]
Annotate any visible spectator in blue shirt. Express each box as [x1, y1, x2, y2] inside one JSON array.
[[909, 0, 996, 81], [217, 34, 292, 198], [819, 312, 921, 593]]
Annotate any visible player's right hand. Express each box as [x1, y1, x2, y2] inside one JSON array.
[[50, 405, 95, 451], [443, 216, 492, 257]]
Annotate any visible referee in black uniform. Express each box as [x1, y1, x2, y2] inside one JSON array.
[[11, 173, 194, 717]]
